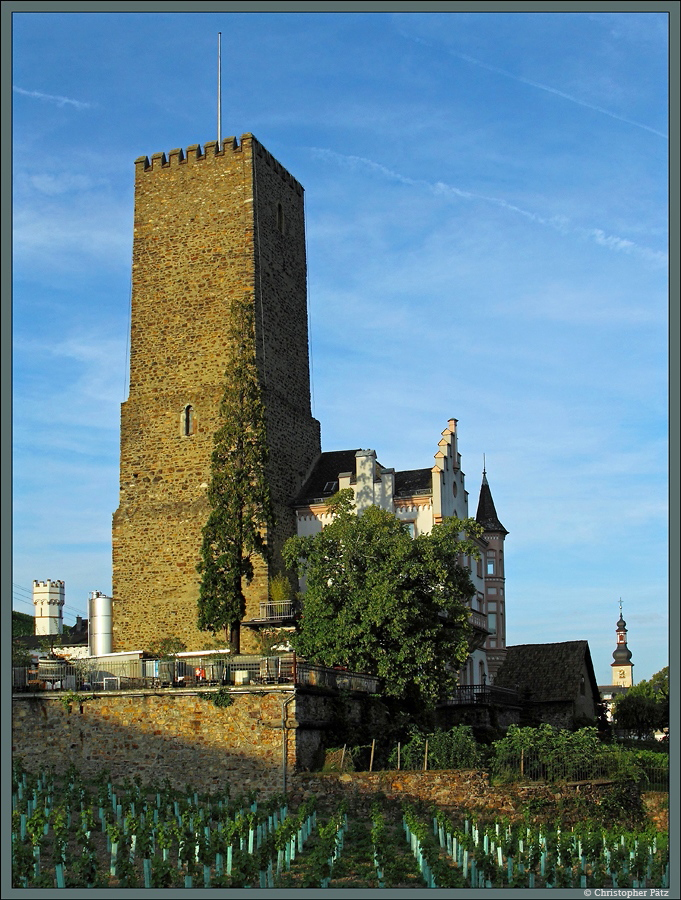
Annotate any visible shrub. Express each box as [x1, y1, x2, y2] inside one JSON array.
[[388, 725, 482, 770]]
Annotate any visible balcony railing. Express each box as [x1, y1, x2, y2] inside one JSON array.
[[469, 609, 488, 632], [442, 685, 520, 707], [242, 601, 296, 625]]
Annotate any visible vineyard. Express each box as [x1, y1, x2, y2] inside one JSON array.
[[12, 761, 669, 889]]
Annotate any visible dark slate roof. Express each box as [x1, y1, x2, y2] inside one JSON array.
[[294, 450, 362, 504], [494, 641, 599, 703], [294, 453, 434, 506], [476, 473, 508, 534], [394, 468, 432, 497], [14, 628, 89, 650]]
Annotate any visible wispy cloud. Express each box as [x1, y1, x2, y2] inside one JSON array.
[[28, 173, 105, 196], [394, 24, 666, 140], [13, 204, 131, 277], [309, 147, 667, 267], [13, 85, 93, 110], [448, 52, 667, 139]]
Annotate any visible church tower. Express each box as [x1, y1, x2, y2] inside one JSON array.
[[475, 468, 508, 681], [112, 135, 321, 652], [611, 601, 634, 687]]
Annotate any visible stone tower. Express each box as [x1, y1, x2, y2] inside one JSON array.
[[611, 602, 634, 687], [475, 469, 508, 681], [112, 135, 321, 652]]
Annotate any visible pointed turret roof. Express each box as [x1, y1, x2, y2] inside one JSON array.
[[476, 470, 508, 534], [611, 602, 633, 667]]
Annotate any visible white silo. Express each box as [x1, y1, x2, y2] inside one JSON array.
[[88, 591, 113, 656]]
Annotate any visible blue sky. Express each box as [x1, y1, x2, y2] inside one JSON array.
[[11, 10, 669, 684]]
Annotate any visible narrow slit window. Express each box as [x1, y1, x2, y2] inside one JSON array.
[[183, 405, 194, 436]]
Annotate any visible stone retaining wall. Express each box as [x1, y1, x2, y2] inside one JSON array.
[[12, 691, 667, 830], [288, 770, 617, 820], [12, 688, 305, 795]]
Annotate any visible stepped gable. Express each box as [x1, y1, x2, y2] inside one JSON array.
[[295, 449, 362, 504], [494, 641, 599, 703], [476, 472, 508, 534]]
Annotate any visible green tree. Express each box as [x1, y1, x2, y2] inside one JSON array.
[[12, 610, 34, 637], [614, 667, 669, 738], [282, 490, 482, 713], [197, 294, 274, 650], [12, 640, 35, 668]]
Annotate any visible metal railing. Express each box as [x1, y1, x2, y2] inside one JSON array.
[[491, 746, 670, 787], [295, 662, 380, 694], [12, 654, 380, 695], [256, 600, 295, 621], [442, 685, 520, 707]]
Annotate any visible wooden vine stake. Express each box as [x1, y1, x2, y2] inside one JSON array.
[[369, 739, 375, 772], [424, 739, 429, 771]]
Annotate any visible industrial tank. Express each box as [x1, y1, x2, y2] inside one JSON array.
[[88, 591, 113, 656]]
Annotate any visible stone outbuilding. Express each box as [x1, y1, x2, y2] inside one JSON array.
[[493, 640, 601, 729]]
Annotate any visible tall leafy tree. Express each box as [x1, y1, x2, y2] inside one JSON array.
[[197, 296, 274, 649], [614, 666, 669, 738], [283, 490, 483, 712]]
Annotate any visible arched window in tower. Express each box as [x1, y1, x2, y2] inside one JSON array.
[[276, 202, 285, 234], [486, 550, 496, 576], [182, 405, 194, 437]]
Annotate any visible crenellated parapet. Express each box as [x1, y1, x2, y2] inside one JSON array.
[[32, 579, 65, 635], [134, 134, 304, 194]]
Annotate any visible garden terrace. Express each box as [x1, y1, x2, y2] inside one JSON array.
[[12, 654, 380, 695]]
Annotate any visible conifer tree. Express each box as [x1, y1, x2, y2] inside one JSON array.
[[197, 295, 274, 650]]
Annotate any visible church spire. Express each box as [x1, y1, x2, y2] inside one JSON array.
[[611, 600, 634, 687]]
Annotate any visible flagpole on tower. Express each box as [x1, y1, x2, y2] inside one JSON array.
[[217, 32, 222, 151]]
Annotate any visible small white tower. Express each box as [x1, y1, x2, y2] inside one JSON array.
[[32, 580, 65, 635]]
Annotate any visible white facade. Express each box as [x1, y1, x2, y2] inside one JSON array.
[[32, 579, 65, 636]]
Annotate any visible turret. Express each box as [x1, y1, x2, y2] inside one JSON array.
[[476, 466, 508, 681], [32, 580, 65, 636]]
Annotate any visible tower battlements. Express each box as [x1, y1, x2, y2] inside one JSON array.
[[134, 134, 304, 194], [33, 579, 65, 589]]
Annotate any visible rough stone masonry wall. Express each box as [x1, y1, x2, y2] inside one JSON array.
[[12, 689, 300, 796], [289, 772, 668, 829], [112, 135, 320, 653], [12, 694, 667, 830]]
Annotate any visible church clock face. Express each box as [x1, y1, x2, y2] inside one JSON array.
[[619, 669, 626, 680]]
